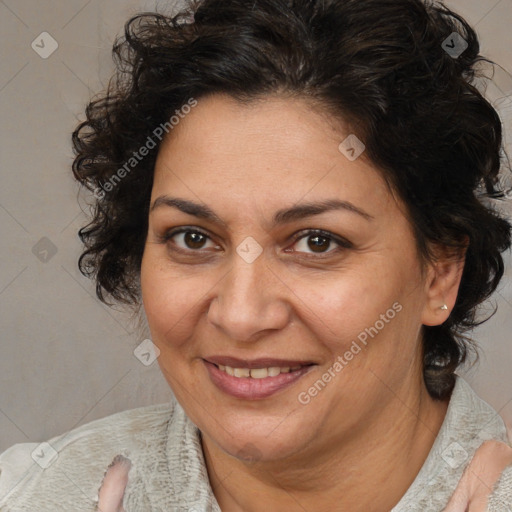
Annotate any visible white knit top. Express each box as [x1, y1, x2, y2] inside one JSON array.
[[0, 376, 510, 511]]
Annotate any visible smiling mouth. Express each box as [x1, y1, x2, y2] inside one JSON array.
[[204, 355, 315, 377], [204, 359, 315, 399], [202, 355, 316, 399]]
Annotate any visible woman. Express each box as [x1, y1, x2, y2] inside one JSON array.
[[0, 0, 511, 510]]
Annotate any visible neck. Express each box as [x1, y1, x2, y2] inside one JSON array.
[[202, 376, 450, 512]]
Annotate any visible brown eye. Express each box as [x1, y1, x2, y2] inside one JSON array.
[[291, 229, 352, 256], [182, 231, 207, 249], [163, 228, 218, 253], [305, 234, 331, 253]]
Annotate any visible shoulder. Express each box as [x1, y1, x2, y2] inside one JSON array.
[[393, 376, 510, 511], [0, 401, 175, 510], [445, 376, 509, 443]]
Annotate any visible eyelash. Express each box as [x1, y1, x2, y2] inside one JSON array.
[[158, 227, 352, 258]]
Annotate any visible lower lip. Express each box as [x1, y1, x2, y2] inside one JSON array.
[[204, 361, 313, 400]]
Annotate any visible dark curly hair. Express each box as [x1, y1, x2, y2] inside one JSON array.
[[72, 0, 511, 400]]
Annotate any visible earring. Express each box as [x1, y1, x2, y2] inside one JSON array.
[[440, 304, 448, 310]]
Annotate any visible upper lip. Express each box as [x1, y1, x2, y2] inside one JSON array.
[[204, 356, 315, 369]]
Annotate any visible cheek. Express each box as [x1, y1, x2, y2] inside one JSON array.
[[294, 269, 399, 335], [140, 257, 200, 348], [296, 261, 420, 369]]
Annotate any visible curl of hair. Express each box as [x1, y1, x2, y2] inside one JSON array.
[[72, 0, 512, 400]]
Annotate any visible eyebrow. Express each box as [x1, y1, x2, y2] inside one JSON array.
[[150, 196, 374, 228]]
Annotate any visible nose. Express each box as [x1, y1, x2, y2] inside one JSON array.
[[207, 255, 291, 343]]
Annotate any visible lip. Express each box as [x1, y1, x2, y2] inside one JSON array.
[[203, 357, 315, 400]]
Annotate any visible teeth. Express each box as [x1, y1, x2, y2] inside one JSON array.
[[249, 368, 268, 379], [234, 368, 250, 378], [217, 365, 303, 378], [267, 367, 281, 377]]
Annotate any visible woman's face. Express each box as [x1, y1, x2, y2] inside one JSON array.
[[140, 94, 435, 463]]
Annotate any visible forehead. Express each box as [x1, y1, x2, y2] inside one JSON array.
[[151, 94, 396, 220]]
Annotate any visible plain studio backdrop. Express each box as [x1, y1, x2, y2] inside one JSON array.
[[0, 0, 511, 454]]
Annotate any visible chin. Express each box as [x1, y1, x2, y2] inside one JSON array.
[[202, 413, 314, 464]]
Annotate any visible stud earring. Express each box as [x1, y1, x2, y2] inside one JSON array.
[[440, 304, 448, 310]]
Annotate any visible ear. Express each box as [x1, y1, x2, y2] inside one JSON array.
[[421, 244, 467, 326]]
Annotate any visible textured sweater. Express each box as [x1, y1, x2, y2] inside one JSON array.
[[0, 376, 510, 511]]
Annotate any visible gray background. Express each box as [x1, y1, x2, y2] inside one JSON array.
[[0, 0, 511, 454]]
